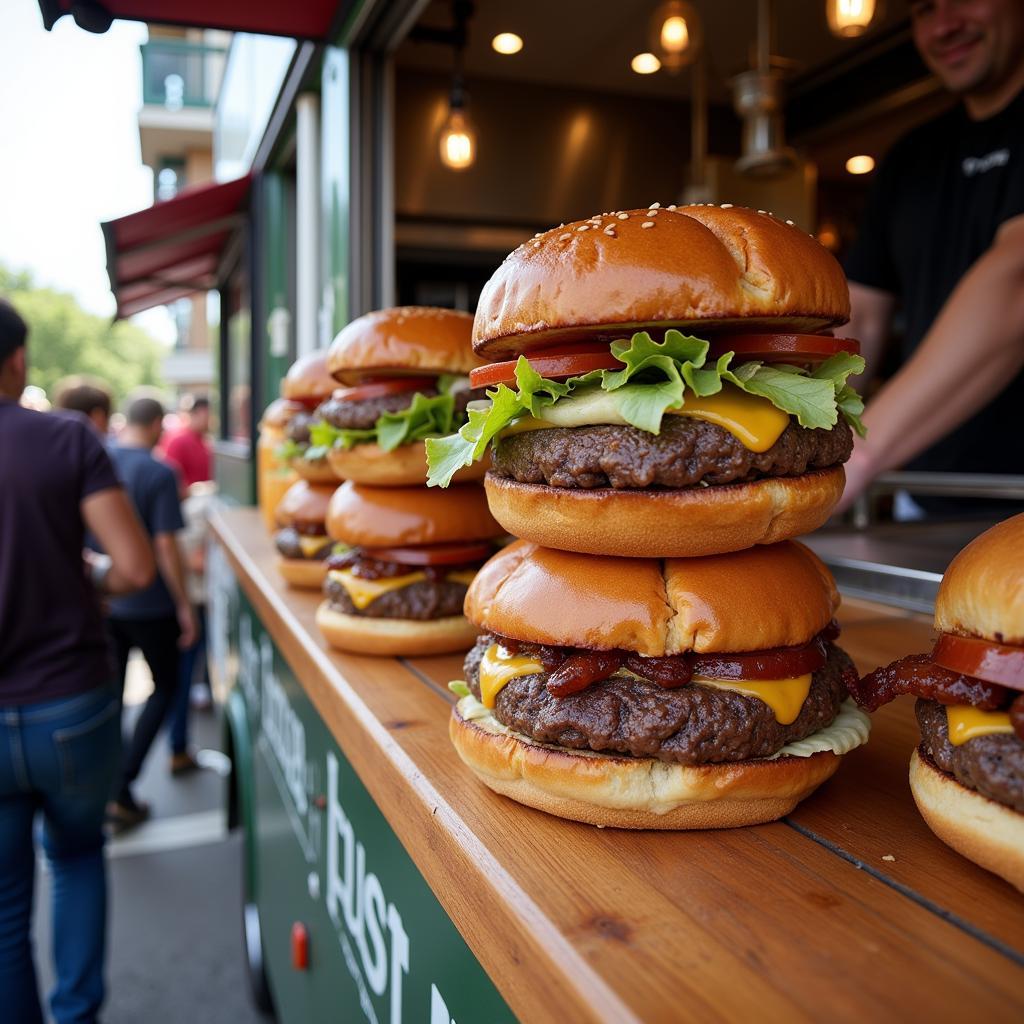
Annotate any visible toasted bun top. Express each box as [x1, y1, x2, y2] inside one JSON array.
[[935, 513, 1024, 645], [465, 539, 839, 656], [326, 481, 502, 547], [473, 205, 850, 359], [274, 480, 334, 529], [260, 398, 305, 430], [281, 350, 337, 401], [327, 306, 480, 384]]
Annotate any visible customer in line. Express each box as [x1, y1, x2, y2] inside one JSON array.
[[54, 375, 113, 436], [101, 395, 196, 826], [160, 392, 212, 487], [0, 299, 154, 1024]]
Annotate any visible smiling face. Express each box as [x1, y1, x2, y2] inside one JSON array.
[[911, 0, 1024, 98]]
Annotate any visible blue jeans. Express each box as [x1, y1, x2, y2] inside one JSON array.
[[169, 604, 207, 755], [0, 684, 121, 1024]]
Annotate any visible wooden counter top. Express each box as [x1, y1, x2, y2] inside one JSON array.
[[212, 508, 1024, 1023]]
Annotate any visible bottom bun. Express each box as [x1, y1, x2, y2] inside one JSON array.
[[315, 601, 478, 657], [328, 440, 487, 487], [290, 456, 339, 484], [450, 699, 841, 829], [276, 557, 329, 590], [910, 748, 1024, 892], [484, 467, 844, 557]]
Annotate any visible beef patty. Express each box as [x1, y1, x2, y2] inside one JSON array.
[[324, 572, 467, 620], [275, 527, 331, 561], [916, 698, 1024, 812], [286, 411, 317, 445], [464, 635, 854, 764], [492, 416, 852, 490], [319, 386, 483, 432]]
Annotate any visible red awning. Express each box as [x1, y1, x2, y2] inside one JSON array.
[[102, 175, 250, 319], [38, 0, 343, 40]]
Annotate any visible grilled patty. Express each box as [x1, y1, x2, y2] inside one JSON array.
[[464, 635, 855, 764], [324, 572, 468, 620], [319, 387, 484, 432], [492, 417, 853, 489]]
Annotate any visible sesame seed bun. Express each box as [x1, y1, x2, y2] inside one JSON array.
[[473, 206, 850, 359], [327, 307, 481, 384], [482, 467, 845, 559], [910, 748, 1024, 893], [281, 350, 337, 402], [326, 481, 502, 548], [464, 538, 838, 656], [450, 700, 842, 829], [327, 438, 488, 487], [276, 557, 330, 591], [315, 601, 478, 656], [274, 480, 334, 531], [934, 513, 1024, 646]]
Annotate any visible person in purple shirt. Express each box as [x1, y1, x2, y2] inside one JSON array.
[[0, 299, 154, 1024]]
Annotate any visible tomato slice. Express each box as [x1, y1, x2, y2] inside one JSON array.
[[707, 334, 860, 363], [469, 349, 622, 389], [333, 377, 436, 403], [932, 633, 1024, 691], [691, 638, 828, 680], [363, 542, 494, 566]]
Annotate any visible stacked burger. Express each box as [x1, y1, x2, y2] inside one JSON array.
[[311, 307, 504, 656], [428, 204, 873, 828], [850, 514, 1024, 890]]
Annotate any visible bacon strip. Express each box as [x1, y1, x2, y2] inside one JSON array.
[[850, 653, 1011, 713], [547, 651, 625, 697]]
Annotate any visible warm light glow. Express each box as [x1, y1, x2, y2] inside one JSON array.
[[817, 222, 840, 251], [827, 0, 879, 38], [845, 154, 876, 175], [492, 32, 523, 55], [439, 108, 476, 170], [660, 15, 689, 53], [631, 52, 662, 74]]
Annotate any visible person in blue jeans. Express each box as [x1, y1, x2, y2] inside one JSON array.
[[0, 300, 154, 1024]]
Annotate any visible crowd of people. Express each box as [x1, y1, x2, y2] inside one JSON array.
[[0, 298, 214, 1023]]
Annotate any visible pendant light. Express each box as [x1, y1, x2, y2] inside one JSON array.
[[826, 0, 881, 39], [438, 1, 477, 170], [648, 1, 703, 73]]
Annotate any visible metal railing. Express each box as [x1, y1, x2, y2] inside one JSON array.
[[141, 39, 227, 110]]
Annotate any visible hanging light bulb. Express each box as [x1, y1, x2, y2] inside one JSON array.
[[826, 0, 880, 38], [439, 105, 476, 170], [648, 1, 702, 72]]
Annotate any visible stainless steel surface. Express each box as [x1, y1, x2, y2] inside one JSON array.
[[869, 472, 1024, 498]]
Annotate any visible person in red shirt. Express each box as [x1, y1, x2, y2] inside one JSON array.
[[161, 394, 212, 487]]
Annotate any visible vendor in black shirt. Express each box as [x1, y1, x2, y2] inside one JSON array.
[[840, 0, 1024, 516]]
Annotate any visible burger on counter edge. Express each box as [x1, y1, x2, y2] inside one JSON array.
[[448, 539, 871, 829], [426, 205, 866, 558], [275, 349, 339, 485], [273, 479, 344, 590], [849, 513, 1024, 891]]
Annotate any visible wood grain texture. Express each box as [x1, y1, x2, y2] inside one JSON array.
[[212, 510, 1024, 1022]]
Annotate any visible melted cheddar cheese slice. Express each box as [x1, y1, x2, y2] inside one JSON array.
[[665, 390, 790, 453], [946, 706, 1015, 746], [479, 644, 545, 708], [328, 568, 427, 611], [447, 569, 479, 587], [692, 674, 813, 725], [297, 534, 329, 558]]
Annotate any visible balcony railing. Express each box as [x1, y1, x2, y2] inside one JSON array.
[[141, 39, 227, 110]]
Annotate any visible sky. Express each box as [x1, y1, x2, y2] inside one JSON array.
[[0, 0, 174, 342]]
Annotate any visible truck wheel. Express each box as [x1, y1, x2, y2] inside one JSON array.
[[242, 896, 275, 1016]]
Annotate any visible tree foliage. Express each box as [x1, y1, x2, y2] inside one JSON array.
[[0, 264, 166, 404]]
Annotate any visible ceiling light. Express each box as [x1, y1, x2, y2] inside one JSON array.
[[648, 1, 702, 72], [826, 0, 880, 39], [492, 32, 523, 55], [845, 154, 875, 175], [440, 107, 476, 170], [631, 52, 662, 75]]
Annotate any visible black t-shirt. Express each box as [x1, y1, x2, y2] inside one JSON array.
[[0, 402, 120, 705], [845, 89, 1024, 480]]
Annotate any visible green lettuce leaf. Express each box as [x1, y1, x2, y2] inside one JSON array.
[[376, 392, 455, 452], [275, 438, 306, 462], [448, 681, 471, 698]]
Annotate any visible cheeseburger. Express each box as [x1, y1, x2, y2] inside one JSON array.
[[449, 540, 870, 829], [257, 397, 302, 531], [316, 481, 504, 656], [850, 514, 1024, 891], [277, 350, 339, 484], [427, 205, 865, 558], [273, 480, 339, 590], [313, 306, 487, 486]]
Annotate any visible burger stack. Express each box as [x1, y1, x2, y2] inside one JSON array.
[[427, 204, 874, 829], [310, 307, 505, 656]]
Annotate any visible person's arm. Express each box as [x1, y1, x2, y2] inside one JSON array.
[[845, 281, 896, 391], [81, 488, 155, 594], [839, 214, 1024, 511], [154, 532, 198, 649]]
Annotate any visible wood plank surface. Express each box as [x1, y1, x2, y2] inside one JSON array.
[[212, 509, 1024, 1022]]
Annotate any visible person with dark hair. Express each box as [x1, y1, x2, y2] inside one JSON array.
[[0, 298, 155, 1024], [99, 393, 197, 825], [54, 376, 113, 436], [160, 391, 212, 487]]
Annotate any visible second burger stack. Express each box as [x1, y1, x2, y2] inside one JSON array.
[[428, 204, 874, 829]]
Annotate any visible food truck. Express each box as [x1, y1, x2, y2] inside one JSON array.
[[41, 0, 1024, 1019]]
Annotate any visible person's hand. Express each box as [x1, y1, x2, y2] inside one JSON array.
[[176, 602, 198, 650], [835, 441, 881, 516]]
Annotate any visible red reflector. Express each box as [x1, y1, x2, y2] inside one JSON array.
[[291, 922, 309, 970]]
